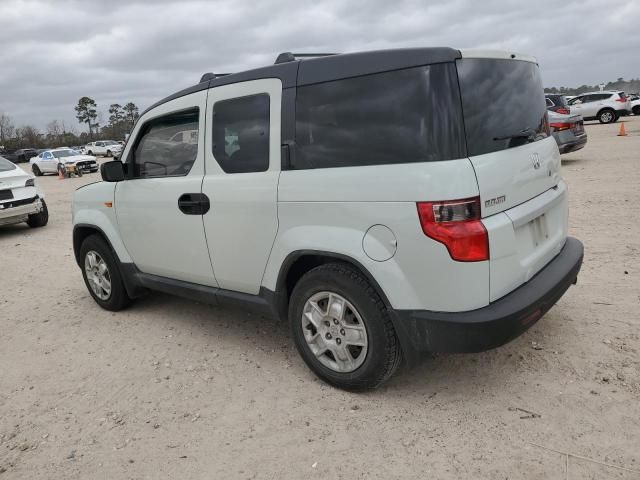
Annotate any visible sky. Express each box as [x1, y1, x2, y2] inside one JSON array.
[[1, 0, 639, 132]]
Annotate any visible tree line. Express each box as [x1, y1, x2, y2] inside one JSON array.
[[545, 77, 640, 96], [1, 97, 140, 151]]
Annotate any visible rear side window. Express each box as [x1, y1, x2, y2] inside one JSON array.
[[212, 94, 270, 174], [294, 63, 466, 170], [457, 58, 549, 157], [131, 108, 199, 178]]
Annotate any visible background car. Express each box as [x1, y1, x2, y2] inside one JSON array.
[[0, 148, 38, 163], [629, 94, 640, 115], [83, 140, 123, 157], [548, 110, 587, 154], [30, 148, 98, 176], [567, 91, 630, 123], [545, 94, 571, 114], [0, 155, 48, 228]]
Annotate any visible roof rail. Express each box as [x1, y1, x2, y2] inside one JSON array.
[[199, 72, 232, 83], [274, 52, 338, 64]]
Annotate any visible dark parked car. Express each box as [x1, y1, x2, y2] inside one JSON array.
[[549, 110, 587, 154], [0, 148, 38, 163], [545, 94, 571, 114]]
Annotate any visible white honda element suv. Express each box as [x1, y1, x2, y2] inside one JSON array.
[[72, 48, 583, 390]]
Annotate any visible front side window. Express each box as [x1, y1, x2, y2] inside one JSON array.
[[131, 108, 199, 178], [295, 63, 465, 169], [212, 94, 270, 174]]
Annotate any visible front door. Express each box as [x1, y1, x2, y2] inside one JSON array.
[[115, 91, 217, 287], [202, 79, 282, 294]]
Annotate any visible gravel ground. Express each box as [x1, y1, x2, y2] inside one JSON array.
[[1, 117, 639, 479]]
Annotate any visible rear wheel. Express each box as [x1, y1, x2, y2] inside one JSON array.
[[289, 263, 401, 391], [598, 109, 616, 124], [80, 234, 131, 311], [26, 199, 48, 228], [32, 164, 42, 176]]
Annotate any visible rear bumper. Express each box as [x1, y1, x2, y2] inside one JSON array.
[[558, 135, 588, 154], [391, 237, 583, 359], [0, 196, 42, 225]]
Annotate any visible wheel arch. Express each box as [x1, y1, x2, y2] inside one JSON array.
[[73, 224, 119, 267], [597, 107, 617, 120], [273, 250, 394, 321]]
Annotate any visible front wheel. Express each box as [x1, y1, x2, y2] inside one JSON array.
[[598, 109, 616, 124], [633, 106, 640, 116], [80, 234, 131, 311], [106, 150, 112, 157], [32, 164, 42, 176], [26, 199, 48, 228], [289, 263, 401, 391]]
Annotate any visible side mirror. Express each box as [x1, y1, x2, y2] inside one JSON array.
[[101, 160, 125, 182]]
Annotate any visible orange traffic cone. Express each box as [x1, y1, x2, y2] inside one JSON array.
[[617, 122, 627, 137]]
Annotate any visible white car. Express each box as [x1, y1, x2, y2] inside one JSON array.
[[30, 148, 98, 176], [72, 48, 583, 390], [0, 155, 48, 228], [567, 91, 631, 123], [84, 141, 123, 157], [629, 94, 640, 115]]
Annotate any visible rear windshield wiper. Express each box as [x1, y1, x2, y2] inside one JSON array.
[[493, 128, 536, 141]]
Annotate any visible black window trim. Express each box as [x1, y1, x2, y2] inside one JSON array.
[[125, 106, 200, 180], [211, 92, 271, 174]]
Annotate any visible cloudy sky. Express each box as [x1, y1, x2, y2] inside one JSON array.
[[1, 0, 639, 131]]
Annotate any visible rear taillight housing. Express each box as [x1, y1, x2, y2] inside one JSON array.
[[416, 197, 489, 262], [554, 107, 570, 115], [550, 122, 571, 131]]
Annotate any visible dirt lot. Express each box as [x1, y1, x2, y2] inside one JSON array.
[[1, 117, 639, 479]]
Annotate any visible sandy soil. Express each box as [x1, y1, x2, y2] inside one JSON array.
[[1, 117, 639, 479]]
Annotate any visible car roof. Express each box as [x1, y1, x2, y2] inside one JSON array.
[[142, 47, 474, 117]]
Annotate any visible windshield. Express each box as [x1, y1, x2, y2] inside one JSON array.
[[0, 156, 17, 172], [456, 58, 549, 157], [52, 150, 78, 158]]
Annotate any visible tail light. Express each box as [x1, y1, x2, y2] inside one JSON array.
[[616, 97, 627, 103], [554, 107, 570, 115], [550, 122, 571, 131], [416, 197, 489, 262]]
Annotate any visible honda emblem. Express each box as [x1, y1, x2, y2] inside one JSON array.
[[530, 152, 541, 170]]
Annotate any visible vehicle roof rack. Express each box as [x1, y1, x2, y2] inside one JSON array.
[[199, 72, 232, 83], [274, 52, 338, 64]]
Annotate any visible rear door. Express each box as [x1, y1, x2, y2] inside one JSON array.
[[457, 55, 567, 301], [202, 79, 281, 294]]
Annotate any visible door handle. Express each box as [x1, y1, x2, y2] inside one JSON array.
[[178, 193, 210, 215]]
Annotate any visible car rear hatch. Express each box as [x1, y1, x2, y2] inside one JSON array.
[[456, 54, 568, 301]]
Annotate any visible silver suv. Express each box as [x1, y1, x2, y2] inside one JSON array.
[[567, 91, 630, 123]]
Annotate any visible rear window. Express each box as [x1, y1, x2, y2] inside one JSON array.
[[457, 58, 549, 157], [0, 156, 17, 172], [294, 63, 466, 169]]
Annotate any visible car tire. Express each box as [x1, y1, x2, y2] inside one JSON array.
[[87, 150, 93, 156], [106, 150, 112, 157], [26, 199, 48, 228], [80, 234, 131, 311], [32, 165, 42, 176], [289, 262, 402, 391], [633, 106, 640, 116], [598, 109, 616, 124]]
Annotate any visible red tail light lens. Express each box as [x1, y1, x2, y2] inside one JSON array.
[[555, 107, 570, 114], [550, 122, 571, 131], [416, 197, 489, 262], [616, 97, 627, 103]]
